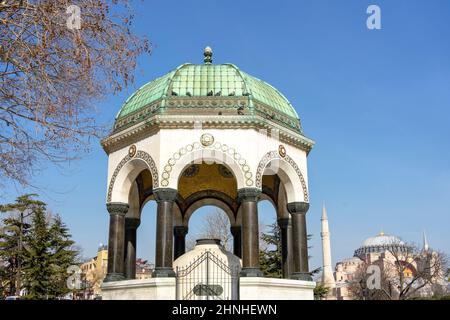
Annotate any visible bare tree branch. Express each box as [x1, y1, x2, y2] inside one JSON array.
[[0, 0, 151, 187]]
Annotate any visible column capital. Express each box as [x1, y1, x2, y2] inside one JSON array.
[[153, 188, 178, 202], [287, 202, 309, 215], [277, 217, 291, 228], [230, 225, 241, 236], [106, 202, 129, 216], [237, 188, 261, 203], [125, 217, 140, 229], [174, 225, 188, 237]]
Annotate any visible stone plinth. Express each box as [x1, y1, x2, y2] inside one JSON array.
[[101, 277, 315, 300], [101, 277, 175, 300], [239, 277, 315, 300]]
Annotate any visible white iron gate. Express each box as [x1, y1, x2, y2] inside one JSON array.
[[175, 250, 240, 300]]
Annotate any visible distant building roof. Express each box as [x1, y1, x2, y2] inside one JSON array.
[[354, 232, 411, 258]]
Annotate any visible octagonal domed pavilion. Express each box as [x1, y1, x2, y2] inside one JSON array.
[[100, 47, 315, 289]]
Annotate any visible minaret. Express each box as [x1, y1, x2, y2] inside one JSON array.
[[423, 231, 429, 252], [321, 204, 336, 289]]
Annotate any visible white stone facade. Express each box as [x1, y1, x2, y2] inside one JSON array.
[[106, 127, 310, 207]]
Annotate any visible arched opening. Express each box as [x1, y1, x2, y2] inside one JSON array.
[[177, 162, 238, 207], [123, 167, 156, 280], [185, 205, 233, 252], [257, 156, 308, 204], [257, 171, 293, 279], [258, 199, 280, 277], [135, 200, 156, 279], [174, 162, 240, 259]]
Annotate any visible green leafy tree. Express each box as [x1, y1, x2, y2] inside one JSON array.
[[0, 262, 7, 298], [314, 282, 330, 300], [22, 205, 53, 299], [47, 215, 78, 298], [259, 222, 282, 278], [0, 194, 44, 296], [0, 195, 79, 299], [259, 222, 320, 278]]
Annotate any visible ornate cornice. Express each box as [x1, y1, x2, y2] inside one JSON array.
[[286, 202, 310, 215], [112, 95, 303, 133], [100, 114, 315, 155]]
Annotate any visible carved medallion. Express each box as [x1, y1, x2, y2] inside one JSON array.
[[278, 145, 286, 158], [200, 133, 214, 147], [128, 144, 137, 157]]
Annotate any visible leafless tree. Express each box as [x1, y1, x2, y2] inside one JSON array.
[[0, 1, 150, 187], [186, 208, 269, 255], [187, 209, 232, 251], [348, 260, 395, 300], [349, 241, 448, 300]]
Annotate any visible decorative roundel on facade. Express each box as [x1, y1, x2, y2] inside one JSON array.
[[278, 145, 286, 158], [128, 144, 137, 157], [200, 133, 214, 147], [161, 180, 169, 187]]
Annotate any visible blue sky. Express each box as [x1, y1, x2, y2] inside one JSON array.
[[3, 0, 450, 272]]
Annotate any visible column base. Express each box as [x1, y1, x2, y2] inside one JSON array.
[[291, 272, 312, 281], [240, 267, 264, 277], [104, 273, 125, 282], [152, 267, 176, 278]]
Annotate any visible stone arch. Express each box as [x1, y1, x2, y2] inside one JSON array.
[[183, 197, 236, 227], [276, 183, 290, 220], [255, 151, 309, 203], [126, 181, 140, 219], [160, 139, 252, 189], [107, 150, 159, 203]]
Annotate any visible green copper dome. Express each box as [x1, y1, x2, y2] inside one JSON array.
[[113, 49, 304, 134]]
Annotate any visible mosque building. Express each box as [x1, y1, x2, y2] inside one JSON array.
[[320, 207, 447, 300]]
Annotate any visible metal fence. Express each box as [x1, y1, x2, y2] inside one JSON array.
[[175, 250, 240, 300]]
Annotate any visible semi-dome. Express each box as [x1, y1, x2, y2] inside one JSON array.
[[354, 232, 411, 258], [112, 47, 305, 137]]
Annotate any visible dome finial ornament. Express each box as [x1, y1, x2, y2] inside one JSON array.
[[204, 46, 213, 64]]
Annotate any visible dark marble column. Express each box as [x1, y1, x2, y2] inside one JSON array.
[[230, 226, 242, 258], [287, 216, 294, 277], [238, 188, 263, 277], [277, 217, 293, 279], [104, 202, 128, 282], [173, 226, 188, 260], [287, 202, 312, 281], [152, 188, 177, 277], [124, 218, 140, 279]]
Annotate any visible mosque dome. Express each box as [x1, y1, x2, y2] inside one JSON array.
[[362, 233, 405, 247], [354, 232, 411, 258], [113, 47, 306, 138]]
